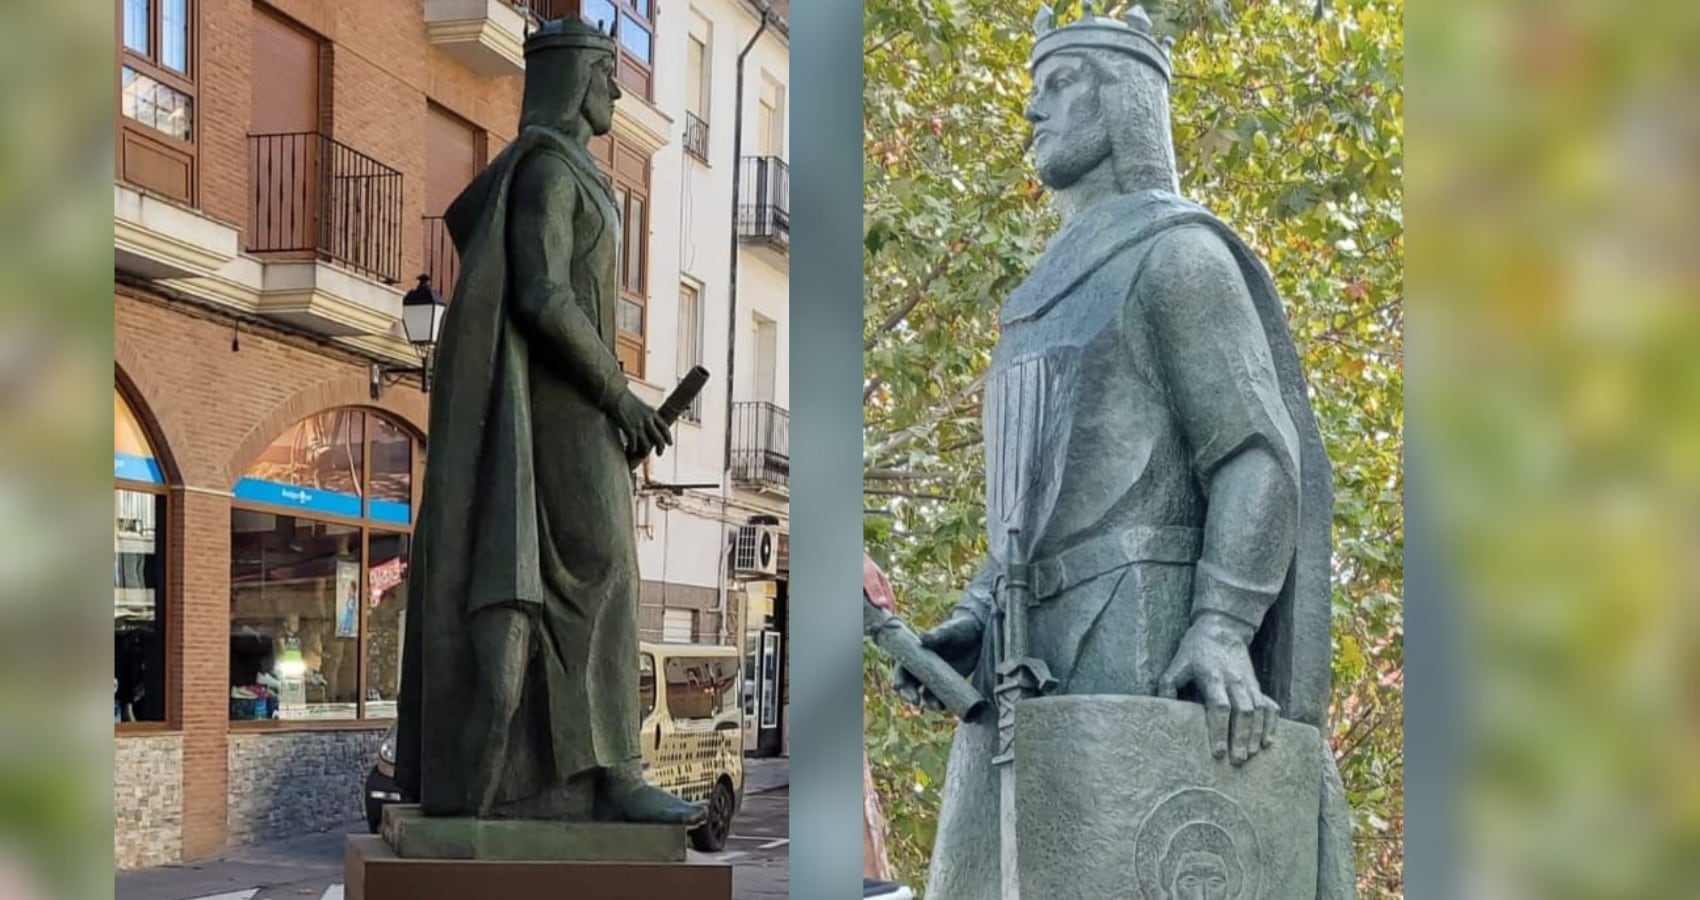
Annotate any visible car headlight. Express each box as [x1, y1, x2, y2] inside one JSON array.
[[378, 729, 396, 766]]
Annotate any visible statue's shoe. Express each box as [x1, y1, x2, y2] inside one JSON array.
[[595, 777, 708, 826]]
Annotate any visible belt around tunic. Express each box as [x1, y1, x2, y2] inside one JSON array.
[[1027, 525, 1203, 601]]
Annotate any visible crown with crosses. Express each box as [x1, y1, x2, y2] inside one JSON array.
[[1031, 2, 1174, 83], [524, 16, 616, 58]]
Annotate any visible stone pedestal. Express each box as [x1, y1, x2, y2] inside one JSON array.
[[345, 834, 733, 900], [380, 804, 686, 861], [1013, 695, 1323, 900]]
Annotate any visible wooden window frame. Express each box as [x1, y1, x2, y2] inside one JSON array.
[[114, 479, 174, 734], [607, 139, 651, 379], [227, 408, 419, 731], [115, 383, 175, 734], [116, 0, 200, 205], [562, 0, 656, 102]]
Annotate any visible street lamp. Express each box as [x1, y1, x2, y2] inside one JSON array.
[[371, 274, 446, 400]]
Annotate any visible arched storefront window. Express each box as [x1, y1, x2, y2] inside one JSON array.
[[228, 408, 417, 723], [116, 388, 168, 725]]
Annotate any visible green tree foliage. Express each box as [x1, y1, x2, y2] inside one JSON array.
[[862, 0, 1403, 895]]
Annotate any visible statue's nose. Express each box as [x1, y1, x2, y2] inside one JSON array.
[[1024, 104, 1046, 124]]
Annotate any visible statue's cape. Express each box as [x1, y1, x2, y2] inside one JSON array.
[[394, 125, 593, 802], [1006, 191, 1336, 728]]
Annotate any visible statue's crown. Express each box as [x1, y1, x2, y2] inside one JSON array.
[[524, 17, 616, 58], [1031, 3, 1173, 83]]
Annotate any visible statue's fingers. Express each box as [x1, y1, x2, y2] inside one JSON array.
[[1157, 657, 1187, 699], [1226, 679, 1255, 765], [1257, 694, 1280, 748], [1202, 676, 1231, 759]]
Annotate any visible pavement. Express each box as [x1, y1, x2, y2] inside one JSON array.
[[116, 757, 789, 900]]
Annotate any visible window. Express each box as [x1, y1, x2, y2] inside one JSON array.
[[677, 283, 704, 421], [757, 74, 786, 158], [570, 0, 654, 100], [639, 653, 657, 720], [662, 608, 695, 644], [663, 656, 738, 722], [116, 388, 167, 726], [118, 0, 198, 203], [228, 409, 419, 723], [686, 32, 709, 120], [607, 141, 651, 378]]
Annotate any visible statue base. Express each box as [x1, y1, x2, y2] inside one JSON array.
[[1014, 695, 1324, 900], [378, 804, 687, 861], [345, 834, 731, 900]]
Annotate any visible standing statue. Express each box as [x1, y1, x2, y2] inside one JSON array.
[[394, 18, 703, 828], [885, 6, 1357, 899]]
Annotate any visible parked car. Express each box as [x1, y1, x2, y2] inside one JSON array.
[[363, 641, 744, 853]]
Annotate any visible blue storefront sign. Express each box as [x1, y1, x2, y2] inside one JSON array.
[[233, 478, 363, 519], [368, 498, 412, 526], [115, 451, 164, 485]]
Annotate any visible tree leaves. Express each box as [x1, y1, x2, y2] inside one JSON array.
[[864, 1, 1404, 895]]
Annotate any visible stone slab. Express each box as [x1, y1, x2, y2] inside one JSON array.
[[346, 834, 731, 900], [379, 804, 687, 862], [1014, 695, 1323, 900]]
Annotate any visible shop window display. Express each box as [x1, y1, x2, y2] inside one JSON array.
[[227, 408, 418, 723], [115, 389, 167, 725]]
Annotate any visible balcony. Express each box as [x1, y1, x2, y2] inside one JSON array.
[[248, 132, 404, 286], [423, 0, 532, 77], [737, 157, 789, 253], [422, 216, 461, 300], [245, 132, 406, 337], [683, 113, 709, 163], [730, 401, 789, 495]]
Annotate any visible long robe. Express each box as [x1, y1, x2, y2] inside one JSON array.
[[925, 191, 1355, 899], [395, 124, 641, 815]]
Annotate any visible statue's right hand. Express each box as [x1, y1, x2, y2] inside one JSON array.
[[893, 614, 982, 711], [609, 391, 673, 459]]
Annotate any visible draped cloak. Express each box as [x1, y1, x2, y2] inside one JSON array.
[[395, 124, 641, 816], [923, 191, 1356, 899]]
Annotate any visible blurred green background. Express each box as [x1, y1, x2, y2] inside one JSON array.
[[0, 1, 119, 899]]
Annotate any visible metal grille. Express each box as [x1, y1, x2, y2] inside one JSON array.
[[684, 112, 710, 162], [421, 216, 460, 299], [737, 156, 789, 248], [247, 132, 404, 285], [730, 402, 789, 491]]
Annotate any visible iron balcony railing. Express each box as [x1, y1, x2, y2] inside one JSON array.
[[248, 132, 404, 285], [421, 216, 460, 300], [730, 401, 789, 491], [684, 112, 710, 162], [737, 156, 789, 248]]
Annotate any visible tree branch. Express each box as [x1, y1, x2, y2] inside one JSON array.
[[865, 239, 969, 351], [864, 468, 951, 481], [862, 487, 955, 501]]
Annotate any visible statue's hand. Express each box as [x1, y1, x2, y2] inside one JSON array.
[[609, 391, 673, 460], [893, 614, 981, 712], [1158, 611, 1280, 766]]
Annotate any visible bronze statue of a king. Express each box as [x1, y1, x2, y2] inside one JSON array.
[[890, 6, 1358, 899], [394, 18, 703, 828]]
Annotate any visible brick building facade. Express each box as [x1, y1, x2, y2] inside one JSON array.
[[113, 0, 787, 870]]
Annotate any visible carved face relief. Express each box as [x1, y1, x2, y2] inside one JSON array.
[[1170, 851, 1232, 900], [1026, 53, 1112, 190], [583, 53, 621, 136]]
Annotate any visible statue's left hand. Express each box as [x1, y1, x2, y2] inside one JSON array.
[[1158, 611, 1280, 766]]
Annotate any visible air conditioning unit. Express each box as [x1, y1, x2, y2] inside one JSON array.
[[733, 524, 780, 578]]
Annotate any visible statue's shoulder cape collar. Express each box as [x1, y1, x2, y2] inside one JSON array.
[[442, 125, 613, 247], [1002, 190, 1225, 326]]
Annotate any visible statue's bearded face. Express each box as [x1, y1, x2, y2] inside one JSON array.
[[583, 53, 621, 136], [1026, 53, 1112, 190]]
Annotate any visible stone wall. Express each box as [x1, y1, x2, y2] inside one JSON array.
[[115, 733, 184, 869], [226, 729, 385, 848]]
